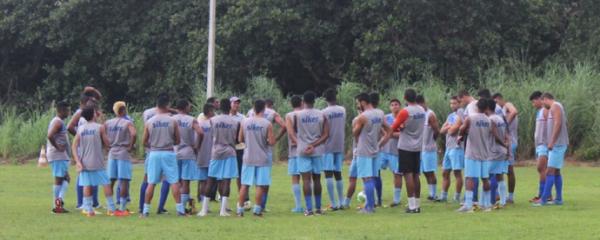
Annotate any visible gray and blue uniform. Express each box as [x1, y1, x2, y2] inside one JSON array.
[[442, 109, 465, 170], [397, 105, 426, 174], [241, 117, 272, 186], [105, 117, 133, 180], [322, 105, 346, 172], [296, 108, 326, 174], [47, 117, 70, 177], [174, 114, 199, 181], [196, 119, 213, 180], [146, 114, 179, 184], [77, 122, 110, 186], [547, 102, 569, 169], [534, 108, 548, 158], [421, 109, 438, 173], [356, 109, 384, 178], [489, 114, 509, 174], [208, 114, 239, 179], [379, 113, 400, 173], [286, 111, 300, 175], [502, 106, 519, 163], [464, 113, 492, 179]]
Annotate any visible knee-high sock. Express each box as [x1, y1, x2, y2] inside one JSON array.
[[261, 192, 268, 209], [374, 176, 382, 205], [158, 180, 170, 210], [292, 184, 302, 209], [326, 178, 336, 207], [393, 188, 402, 204], [106, 195, 116, 212], [92, 186, 99, 206], [465, 190, 474, 209], [428, 184, 437, 198], [364, 179, 375, 210], [498, 181, 507, 205], [304, 194, 313, 211], [315, 194, 322, 210], [335, 180, 344, 208], [116, 181, 121, 204], [59, 181, 68, 199], [76, 177, 83, 207], [473, 178, 479, 202], [490, 177, 498, 205], [541, 175, 555, 204], [139, 181, 148, 211], [555, 175, 563, 201]]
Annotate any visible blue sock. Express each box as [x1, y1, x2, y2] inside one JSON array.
[[326, 178, 335, 207], [473, 178, 479, 202], [292, 184, 302, 209], [538, 180, 545, 198], [116, 181, 121, 204], [176, 203, 184, 213], [84, 196, 93, 213], [106, 195, 116, 211], [120, 197, 128, 211], [181, 194, 190, 208], [541, 175, 555, 204], [343, 197, 351, 207], [374, 176, 382, 205], [261, 192, 268, 209], [498, 181, 507, 205], [253, 205, 262, 214], [92, 186, 99, 206], [364, 179, 375, 210], [555, 175, 563, 201], [304, 195, 313, 211], [315, 194, 322, 210], [143, 203, 151, 214], [158, 181, 170, 210], [76, 177, 83, 207], [490, 177, 498, 205], [483, 190, 491, 208], [59, 181, 68, 199], [53, 185, 61, 200], [335, 180, 344, 207], [139, 181, 148, 211], [393, 188, 402, 204], [465, 190, 474, 209]]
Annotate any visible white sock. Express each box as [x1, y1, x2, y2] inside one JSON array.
[[201, 196, 210, 213], [220, 197, 228, 214], [416, 198, 421, 208], [408, 197, 415, 210]]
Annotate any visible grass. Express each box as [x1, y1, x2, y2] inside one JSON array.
[[0, 163, 599, 239]]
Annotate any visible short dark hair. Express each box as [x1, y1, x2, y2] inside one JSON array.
[[450, 96, 459, 101], [79, 94, 92, 105], [290, 95, 302, 108], [415, 95, 425, 104], [369, 92, 380, 107], [529, 91, 543, 101], [156, 93, 170, 108], [203, 103, 215, 116], [206, 97, 218, 105], [355, 92, 370, 104], [324, 88, 337, 103], [389, 98, 401, 105], [492, 93, 503, 99], [265, 99, 274, 107], [486, 98, 497, 111], [57, 101, 69, 112], [478, 89, 492, 99], [476, 99, 488, 113], [176, 99, 190, 110], [542, 92, 554, 100], [81, 106, 95, 121], [254, 99, 266, 114], [220, 98, 231, 113], [303, 91, 316, 105], [404, 89, 417, 103], [458, 89, 470, 98]]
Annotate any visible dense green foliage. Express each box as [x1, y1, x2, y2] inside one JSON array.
[[1, 0, 599, 108]]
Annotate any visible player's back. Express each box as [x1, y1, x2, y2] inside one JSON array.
[[211, 114, 238, 160], [242, 117, 271, 166], [173, 114, 196, 160], [465, 113, 491, 160], [147, 114, 176, 151], [356, 109, 384, 158], [78, 122, 104, 170], [105, 117, 132, 160], [322, 105, 346, 154], [397, 104, 426, 152]]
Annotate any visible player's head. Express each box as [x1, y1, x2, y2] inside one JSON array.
[[477, 89, 492, 99], [79, 93, 93, 107], [220, 98, 231, 114], [485, 98, 497, 114], [81, 106, 96, 122], [265, 99, 274, 108], [156, 92, 170, 109], [82, 86, 102, 100], [529, 91, 543, 108], [56, 101, 70, 119], [404, 88, 417, 103], [112, 101, 127, 117], [416, 95, 426, 108], [389, 98, 401, 114], [203, 103, 215, 118], [207, 97, 220, 109], [457, 89, 471, 107], [303, 91, 316, 107], [176, 99, 191, 113], [230, 96, 241, 113], [369, 92, 380, 108], [542, 92, 554, 109], [290, 95, 302, 109], [355, 92, 370, 112], [476, 98, 488, 114], [450, 96, 459, 111], [254, 99, 266, 115], [324, 88, 337, 104], [492, 93, 505, 106]]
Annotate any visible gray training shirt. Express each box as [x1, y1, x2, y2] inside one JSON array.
[[77, 122, 105, 171], [322, 105, 346, 154], [465, 113, 492, 161], [286, 111, 298, 158], [356, 109, 384, 158], [196, 119, 213, 168], [397, 104, 426, 152], [47, 117, 70, 162], [502, 106, 519, 145], [422, 109, 438, 152], [534, 108, 547, 146], [105, 117, 133, 161], [296, 108, 325, 157], [242, 117, 271, 167], [445, 110, 460, 149], [174, 114, 197, 160], [489, 114, 509, 161], [546, 102, 569, 146], [211, 114, 239, 160], [146, 113, 176, 151], [381, 113, 399, 155]]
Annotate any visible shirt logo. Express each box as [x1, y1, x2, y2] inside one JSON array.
[[475, 120, 490, 128], [153, 121, 170, 128], [215, 122, 233, 129], [81, 129, 97, 137], [301, 116, 320, 124], [246, 124, 264, 131], [178, 120, 190, 128], [371, 117, 382, 124], [412, 113, 425, 120], [107, 126, 124, 132], [328, 112, 344, 119], [202, 126, 211, 133]]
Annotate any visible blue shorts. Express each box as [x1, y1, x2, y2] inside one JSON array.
[[548, 145, 567, 169], [464, 158, 491, 179], [323, 152, 344, 172], [197, 167, 209, 181], [349, 157, 358, 178], [378, 152, 399, 174], [297, 155, 323, 174], [208, 156, 239, 179], [241, 165, 272, 186], [107, 159, 132, 180], [420, 151, 438, 173], [536, 145, 548, 158], [178, 159, 200, 181], [442, 148, 464, 170], [288, 157, 300, 176], [78, 170, 110, 187], [489, 160, 509, 174], [50, 160, 69, 178], [509, 143, 518, 165], [356, 156, 378, 178], [147, 151, 179, 184]]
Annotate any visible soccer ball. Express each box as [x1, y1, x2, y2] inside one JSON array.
[[357, 191, 366, 203]]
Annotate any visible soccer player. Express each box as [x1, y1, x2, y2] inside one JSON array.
[[457, 99, 493, 213], [173, 99, 204, 214], [230, 96, 249, 209], [388, 89, 426, 213], [285, 95, 304, 213], [237, 99, 276, 217], [342, 108, 361, 209], [197, 97, 220, 202], [290, 91, 329, 216], [354, 93, 389, 213], [378, 99, 403, 207], [529, 91, 550, 202], [47, 101, 71, 213], [196, 104, 215, 205], [487, 99, 511, 208], [416, 95, 440, 201], [71, 106, 115, 217], [493, 93, 519, 203], [321, 88, 346, 210], [141, 94, 185, 217], [199, 98, 240, 217], [105, 101, 137, 215], [439, 96, 464, 203], [534, 93, 568, 206], [369, 92, 385, 207]]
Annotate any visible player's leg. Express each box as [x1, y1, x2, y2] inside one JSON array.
[[413, 152, 422, 211], [157, 179, 171, 214], [481, 177, 491, 211], [391, 173, 403, 207], [453, 170, 463, 202], [76, 176, 84, 209], [103, 182, 116, 215], [254, 186, 266, 216], [533, 145, 549, 202], [199, 177, 216, 216], [237, 184, 249, 216], [440, 150, 452, 202], [496, 173, 507, 207], [83, 185, 95, 216], [343, 157, 358, 209], [333, 153, 344, 209], [301, 172, 313, 215], [458, 159, 479, 212], [323, 153, 336, 210], [507, 165, 515, 203], [218, 178, 231, 216], [312, 172, 323, 214]]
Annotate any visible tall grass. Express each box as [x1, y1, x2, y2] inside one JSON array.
[[0, 106, 54, 163]]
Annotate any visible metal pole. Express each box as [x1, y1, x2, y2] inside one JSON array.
[[206, 0, 216, 98]]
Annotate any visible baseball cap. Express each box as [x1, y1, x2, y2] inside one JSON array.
[[230, 96, 241, 103]]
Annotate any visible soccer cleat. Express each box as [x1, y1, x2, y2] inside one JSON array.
[[427, 196, 436, 201], [81, 209, 102, 215], [358, 208, 374, 214], [456, 206, 474, 213], [434, 198, 447, 203], [405, 208, 419, 214], [315, 209, 325, 215], [106, 210, 117, 216], [187, 199, 197, 214], [52, 208, 66, 214], [493, 203, 505, 210], [157, 209, 169, 215], [197, 210, 208, 217], [528, 196, 540, 203], [253, 212, 263, 217], [236, 212, 244, 217], [303, 210, 314, 216], [552, 200, 563, 205], [93, 204, 103, 209], [472, 204, 481, 212], [327, 205, 339, 211], [482, 207, 492, 212], [139, 212, 149, 218], [115, 210, 131, 217], [85, 210, 96, 217], [177, 212, 188, 217], [532, 202, 545, 207], [506, 199, 514, 204], [389, 202, 401, 208], [291, 207, 305, 213], [219, 212, 231, 217]]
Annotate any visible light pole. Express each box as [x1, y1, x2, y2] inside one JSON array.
[[206, 0, 216, 98]]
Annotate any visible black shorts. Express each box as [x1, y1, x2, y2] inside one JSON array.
[[236, 149, 244, 175], [398, 149, 421, 174]]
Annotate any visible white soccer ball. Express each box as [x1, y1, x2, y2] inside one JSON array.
[[357, 191, 366, 203]]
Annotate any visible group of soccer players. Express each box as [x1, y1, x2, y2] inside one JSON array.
[[46, 85, 568, 217]]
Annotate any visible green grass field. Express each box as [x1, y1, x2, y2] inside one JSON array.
[[1, 163, 599, 239]]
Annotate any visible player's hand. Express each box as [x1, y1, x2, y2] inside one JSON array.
[[304, 145, 315, 155], [76, 162, 83, 172], [548, 143, 554, 150]]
